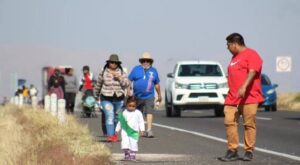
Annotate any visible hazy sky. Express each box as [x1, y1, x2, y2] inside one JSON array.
[[0, 0, 300, 99]]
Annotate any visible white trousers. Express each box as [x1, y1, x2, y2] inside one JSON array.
[[121, 130, 139, 151]]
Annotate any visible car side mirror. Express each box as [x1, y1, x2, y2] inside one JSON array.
[[273, 84, 278, 88], [167, 73, 174, 78]]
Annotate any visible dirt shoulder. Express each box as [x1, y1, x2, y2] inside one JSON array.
[[278, 92, 300, 111]]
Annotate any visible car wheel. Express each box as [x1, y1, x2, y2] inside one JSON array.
[[165, 93, 172, 117], [214, 105, 224, 117], [265, 106, 270, 112], [168, 97, 181, 117], [271, 103, 277, 112], [171, 104, 181, 117]]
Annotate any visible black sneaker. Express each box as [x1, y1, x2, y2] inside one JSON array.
[[243, 151, 253, 161], [219, 150, 239, 162]]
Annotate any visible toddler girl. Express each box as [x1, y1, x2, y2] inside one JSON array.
[[116, 96, 145, 161]]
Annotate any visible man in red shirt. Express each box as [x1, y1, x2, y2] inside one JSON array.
[[220, 33, 263, 162]]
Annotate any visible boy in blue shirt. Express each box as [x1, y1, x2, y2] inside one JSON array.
[[128, 52, 162, 138]]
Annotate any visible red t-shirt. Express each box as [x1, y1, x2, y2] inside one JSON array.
[[225, 48, 264, 105], [83, 73, 93, 90]]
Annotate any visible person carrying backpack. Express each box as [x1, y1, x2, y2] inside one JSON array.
[[94, 54, 129, 142], [48, 68, 65, 99]]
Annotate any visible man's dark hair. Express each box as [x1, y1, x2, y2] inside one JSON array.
[[82, 65, 90, 71], [126, 96, 138, 105], [65, 68, 71, 74], [226, 33, 245, 46]]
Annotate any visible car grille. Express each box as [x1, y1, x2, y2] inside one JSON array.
[[188, 83, 218, 90], [189, 93, 218, 98]]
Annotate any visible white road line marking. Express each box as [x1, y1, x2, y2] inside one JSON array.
[[112, 153, 190, 161], [256, 117, 272, 120], [153, 123, 300, 162], [190, 111, 204, 114]]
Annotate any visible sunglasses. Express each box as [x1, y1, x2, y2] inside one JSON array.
[[140, 59, 152, 63], [109, 61, 119, 64]]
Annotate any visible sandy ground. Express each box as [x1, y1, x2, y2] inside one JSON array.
[[277, 93, 300, 111]]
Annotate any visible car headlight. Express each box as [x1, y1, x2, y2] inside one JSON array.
[[175, 82, 188, 89], [218, 82, 228, 88], [266, 89, 275, 95]]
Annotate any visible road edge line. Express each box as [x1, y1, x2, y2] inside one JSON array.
[[153, 123, 300, 162]]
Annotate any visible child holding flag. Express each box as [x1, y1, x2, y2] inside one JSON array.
[[116, 96, 145, 161]]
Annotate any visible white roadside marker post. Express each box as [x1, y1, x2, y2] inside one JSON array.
[[44, 95, 51, 112], [14, 96, 19, 105], [50, 93, 57, 116], [31, 96, 38, 110], [18, 95, 23, 107], [57, 99, 66, 124], [10, 97, 14, 104]]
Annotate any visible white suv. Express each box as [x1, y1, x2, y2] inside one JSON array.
[[165, 61, 229, 117]]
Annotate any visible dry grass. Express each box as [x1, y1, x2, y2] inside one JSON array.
[[277, 93, 300, 111], [0, 105, 112, 165]]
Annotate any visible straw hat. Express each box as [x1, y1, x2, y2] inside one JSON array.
[[139, 52, 153, 63]]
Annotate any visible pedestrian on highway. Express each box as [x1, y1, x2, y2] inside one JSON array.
[[48, 68, 65, 99], [15, 88, 22, 97], [22, 85, 30, 104], [220, 33, 264, 162], [94, 54, 129, 142], [116, 96, 145, 161], [29, 84, 38, 97], [63, 68, 78, 114], [128, 52, 162, 138], [79, 65, 96, 102], [79, 65, 96, 93], [29, 84, 38, 104]]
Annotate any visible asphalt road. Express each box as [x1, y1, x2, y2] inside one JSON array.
[[77, 109, 300, 165]]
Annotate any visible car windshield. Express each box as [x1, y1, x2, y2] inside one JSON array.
[[261, 74, 271, 85], [178, 64, 223, 77]]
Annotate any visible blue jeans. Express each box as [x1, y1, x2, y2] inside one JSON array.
[[101, 100, 124, 136]]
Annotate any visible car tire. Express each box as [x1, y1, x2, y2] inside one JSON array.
[[265, 106, 270, 112], [271, 103, 277, 112], [165, 92, 181, 117], [214, 105, 224, 117], [165, 93, 172, 117], [171, 104, 181, 117]]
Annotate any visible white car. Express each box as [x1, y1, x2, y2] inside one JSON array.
[[165, 61, 229, 117]]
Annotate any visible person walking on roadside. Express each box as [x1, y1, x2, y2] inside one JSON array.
[[29, 84, 38, 104], [94, 54, 129, 142], [63, 68, 78, 114], [48, 68, 65, 99], [79, 65, 96, 101], [79, 65, 96, 93], [220, 33, 263, 162], [22, 85, 30, 104], [116, 96, 145, 161], [29, 84, 38, 97], [128, 52, 162, 138]]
